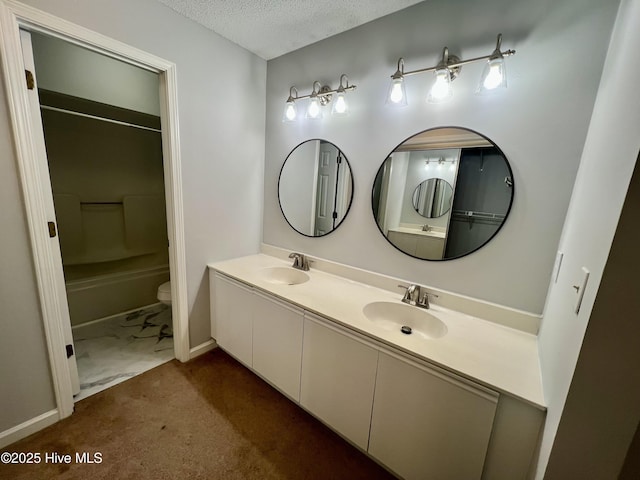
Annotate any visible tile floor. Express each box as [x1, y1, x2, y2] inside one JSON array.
[[72, 304, 174, 401]]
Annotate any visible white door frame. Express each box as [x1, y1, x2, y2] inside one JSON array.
[[0, 0, 190, 419]]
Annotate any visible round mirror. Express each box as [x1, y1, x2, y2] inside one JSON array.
[[372, 127, 514, 260], [279, 139, 354, 237], [411, 178, 454, 218]]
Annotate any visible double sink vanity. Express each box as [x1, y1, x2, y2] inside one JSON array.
[[208, 249, 545, 480], [209, 125, 543, 478]]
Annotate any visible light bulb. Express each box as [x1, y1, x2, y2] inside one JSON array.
[[306, 97, 322, 119], [483, 61, 503, 89], [282, 101, 297, 123], [331, 91, 348, 116], [390, 80, 403, 103], [477, 56, 507, 94], [386, 77, 407, 106], [427, 68, 453, 103]]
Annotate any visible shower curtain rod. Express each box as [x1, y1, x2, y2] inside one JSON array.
[[40, 105, 162, 133]]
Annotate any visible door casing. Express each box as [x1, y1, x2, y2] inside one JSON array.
[[0, 0, 190, 419]]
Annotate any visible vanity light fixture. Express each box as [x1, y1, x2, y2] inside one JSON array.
[[283, 74, 356, 123], [387, 33, 515, 106], [425, 157, 456, 170]]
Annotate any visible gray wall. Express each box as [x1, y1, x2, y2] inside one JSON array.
[[31, 32, 160, 116], [544, 146, 640, 479], [1, 0, 265, 432], [536, 0, 640, 475], [0, 73, 56, 432], [263, 0, 619, 315]]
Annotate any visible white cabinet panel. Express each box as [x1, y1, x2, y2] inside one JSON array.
[[369, 351, 498, 480], [300, 314, 378, 450], [213, 273, 253, 368], [252, 292, 303, 401], [416, 235, 445, 258]]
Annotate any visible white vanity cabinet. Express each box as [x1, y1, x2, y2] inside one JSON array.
[[300, 313, 378, 450], [388, 229, 445, 258], [213, 273, 254, 368], [368, 351, 498, 480], [212, 272, 303, 400], [252, 291, 303, 401], [210, 265, 544, 480]]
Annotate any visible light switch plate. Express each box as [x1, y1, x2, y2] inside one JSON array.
[[574, 267, 590, 314]]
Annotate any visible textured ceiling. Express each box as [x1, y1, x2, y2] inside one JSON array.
[[156, 0, 425, 60]]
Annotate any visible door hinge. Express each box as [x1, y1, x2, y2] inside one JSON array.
[[48, 221, 57, 238], [66, 344, 74, 358], [337, 154, 342, 164], [332, 211, 338, 219], [25, 69, 35, 90]]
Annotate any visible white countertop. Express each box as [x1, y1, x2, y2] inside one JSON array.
[[389, 226, 446, 238], [208, 254, 545, 409]]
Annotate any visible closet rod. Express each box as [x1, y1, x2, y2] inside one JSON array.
[[40, 105, 162, 133]]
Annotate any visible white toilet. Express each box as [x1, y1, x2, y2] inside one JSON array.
[[157, 281, 172, 306]]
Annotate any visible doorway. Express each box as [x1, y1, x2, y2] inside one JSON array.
[[0, 2, 189, 419], [26, 30, 176, 401]]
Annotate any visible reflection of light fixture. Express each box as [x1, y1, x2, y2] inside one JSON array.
[[425, 157, 457, 167], [283, 75, 357, 123], [387, 33, 515, 105]]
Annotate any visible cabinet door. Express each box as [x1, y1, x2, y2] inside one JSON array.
[[416, 235, 445, 258], [369, 351, 498, 480], [388, 230, 417, 255], [300, 314, 378, 450], [252, 291, 303, 401], [212, 273, 253, 368]]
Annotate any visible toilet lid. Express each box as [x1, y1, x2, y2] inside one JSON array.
[[158, 281, 171, 294]]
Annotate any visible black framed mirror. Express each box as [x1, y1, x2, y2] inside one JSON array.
[[279, 139, 354, 237], [372, 127, 514, 260]]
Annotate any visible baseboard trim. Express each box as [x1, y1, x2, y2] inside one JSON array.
[[189, 339, 217, 359], [0, 409, 59, 449]]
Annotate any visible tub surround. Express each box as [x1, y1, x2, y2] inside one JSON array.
[[209, 250, 545, 408]]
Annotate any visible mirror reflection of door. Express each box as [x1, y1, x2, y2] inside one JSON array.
[[279, 139, 354, 237], [313, 141, 339, 236]]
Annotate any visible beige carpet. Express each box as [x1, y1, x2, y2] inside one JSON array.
[[0, 349, 395, 480]]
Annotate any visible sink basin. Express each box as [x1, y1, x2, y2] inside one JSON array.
[[362, 301, 447, 339], [259, 267, 310, 285]]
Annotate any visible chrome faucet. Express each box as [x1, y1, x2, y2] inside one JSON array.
[[398, 284, 438, 309], [288, 252, 310, 271]]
